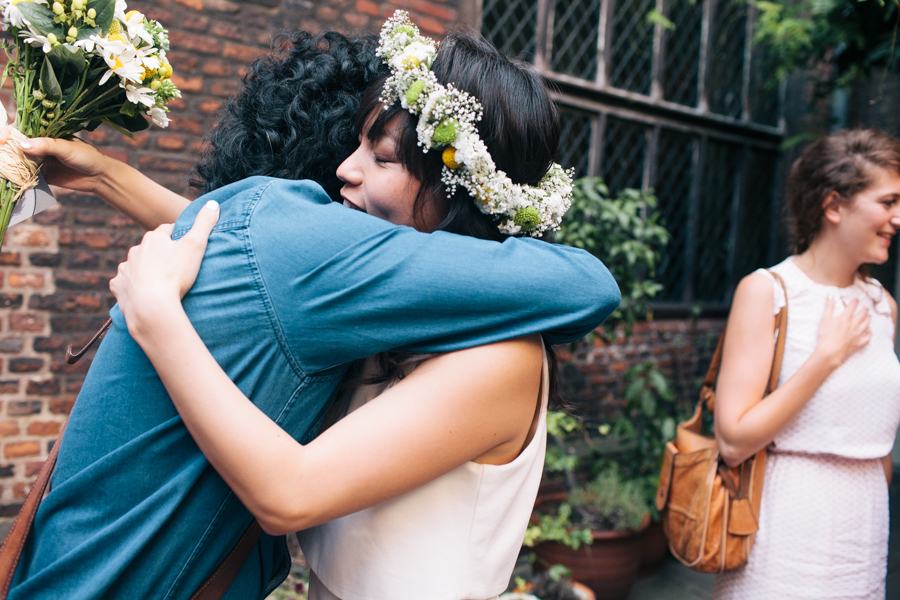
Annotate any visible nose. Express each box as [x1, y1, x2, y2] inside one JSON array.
[[336, 145, 363, 186]]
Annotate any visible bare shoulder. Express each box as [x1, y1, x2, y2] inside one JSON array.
[[735, 271, 776, 305], [449, 334, 543, 386]]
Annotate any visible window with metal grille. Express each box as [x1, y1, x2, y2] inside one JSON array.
[[480, 0, 784, 314]]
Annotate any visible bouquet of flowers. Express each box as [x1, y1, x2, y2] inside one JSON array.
[[0, 0, 180, 248]]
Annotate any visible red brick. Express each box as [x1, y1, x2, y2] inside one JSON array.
[[138, 156, 198, 172], [13, 481, 32, 498], [168, 31, 223, 56], [412, 0, 455, 20], [53, 270, 111, 288], [0, 252, 21, 266], [83, 128, 110, 143], [99, 147, 129, 163], [157, 135, 186, 151], [166, 51, 200, 72], [344, 12, 369, 28], [122, 132, 150, 148], [10, 313, 46, 333], [356, 0, 381, 16], [316, 6, 340, 20], [4, 441, 40, 458], [222, 43, 265, 63], [171, 74, 204, 93], [25, 460, 45, 477], [210, 81, 240, 97], [9, 228, 50, 248], [167, 97, 187, 110], [202, 61, 233, 76], [110, 214, 136, 228], [9, 272, 45, 288], [50, 397, 76, 415], [33, 208, 62, 225], [168, 117, 206, 136], [65, 380, 83, 394], [414, 15, 445, 35], [0, 381, 18, 394], [172, 0, 204, 11], [206, 0, 240, 11], [198, 100, 222, 114], [182, 15, 211, 30], [142, 7, 175, 21], [27, 421, 61, 436], [210, 21, 242, 41], [7, 401, 40, 416], [26, 379, 60, 395], [9, 357, 44, 372], [0, 421, 19, 436], [0, 503, 23, 517]]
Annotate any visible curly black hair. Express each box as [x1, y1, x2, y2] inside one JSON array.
[[189, 31, 389, 200]]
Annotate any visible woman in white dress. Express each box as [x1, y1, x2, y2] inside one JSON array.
[[712, 129, 900, 599], [89, 18, 593, 600]]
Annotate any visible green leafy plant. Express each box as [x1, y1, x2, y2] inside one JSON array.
[[554, 178, 669, 342], [523, 502, 593, 550], [605, 361, 685, 519]]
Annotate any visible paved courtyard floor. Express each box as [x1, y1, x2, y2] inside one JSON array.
[[627, 468, 900, 600]]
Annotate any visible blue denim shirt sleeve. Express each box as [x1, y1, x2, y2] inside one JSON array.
[[176, 177, 620, 374]]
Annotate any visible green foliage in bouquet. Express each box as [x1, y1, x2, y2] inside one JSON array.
[[0, 0, 180, 247], [554, 178, 669, 342]]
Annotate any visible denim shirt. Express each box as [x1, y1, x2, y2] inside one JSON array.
[[10, 177, 620, 600]]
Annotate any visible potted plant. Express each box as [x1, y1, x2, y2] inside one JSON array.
[[503, 565, 596, 600], [524, 466, 650, 600], [607, 361, 685, 574]]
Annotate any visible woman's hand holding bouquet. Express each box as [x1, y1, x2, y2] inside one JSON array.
[[0, 0, 180, 247]]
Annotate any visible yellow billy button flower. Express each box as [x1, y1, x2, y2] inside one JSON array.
[[51, 1, 63, 14], [442, 147, 461, 169], [400, 55, 419, 70], [108, 19, 123, 35], [125, 10, 143, 21], [108, 33, 127, 44], [158, 62, 173, 79]]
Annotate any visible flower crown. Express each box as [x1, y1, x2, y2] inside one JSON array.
[[376, 11, 573, 237]]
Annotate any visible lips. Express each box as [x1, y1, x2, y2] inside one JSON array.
[[342, 198, 366, 213]]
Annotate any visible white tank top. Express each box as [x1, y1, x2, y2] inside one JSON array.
[[760, 257, 900, 458], [298, 345, 550, 600]]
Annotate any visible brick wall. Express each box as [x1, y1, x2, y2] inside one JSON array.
[[557, 318, 725, 422], [0, 0, 463, 528]]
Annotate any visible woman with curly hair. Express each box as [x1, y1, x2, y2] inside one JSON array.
[[713, 130, 900, 599]]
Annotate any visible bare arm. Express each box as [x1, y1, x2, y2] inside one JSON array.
[[1, 128, 188, 229], [715, 272, 871, 466], [884, 291, 898, 485], [109, 207, 544, 535]]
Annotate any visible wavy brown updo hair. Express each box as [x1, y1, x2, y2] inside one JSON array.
[[787, 129, 900, 255]]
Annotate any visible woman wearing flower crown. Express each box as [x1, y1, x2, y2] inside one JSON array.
[[10, 15, 595, 600]]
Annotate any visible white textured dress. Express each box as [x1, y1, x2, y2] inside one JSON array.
[[713, 257, 900, 599], [298, 346, 549, 600]]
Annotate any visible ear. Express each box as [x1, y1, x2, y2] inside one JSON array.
[[822, 191, 842, 225]]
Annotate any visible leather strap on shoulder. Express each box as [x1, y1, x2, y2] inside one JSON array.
[[701, 268, 788, 414], [0, 427, 262, 600]]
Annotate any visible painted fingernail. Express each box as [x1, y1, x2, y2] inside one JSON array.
[[19, 140, 32, 149], [204, 200, 219, 211]]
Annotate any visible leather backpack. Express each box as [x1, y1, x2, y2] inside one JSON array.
[[655, 270, 787, 573]]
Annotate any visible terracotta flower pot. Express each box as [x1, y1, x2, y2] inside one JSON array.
[[531, 493, 648, 600], [638, 518, 669, 575]]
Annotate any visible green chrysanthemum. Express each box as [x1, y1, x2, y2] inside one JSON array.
[[514, 207, 541, 230], [405, 79, 426, 106], [433, 119, 458, 145]]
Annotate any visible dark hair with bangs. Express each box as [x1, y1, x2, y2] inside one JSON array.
[[356, 32, 561, 240], [190, 31, 389, 200], [341, 31, 566, 409]]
